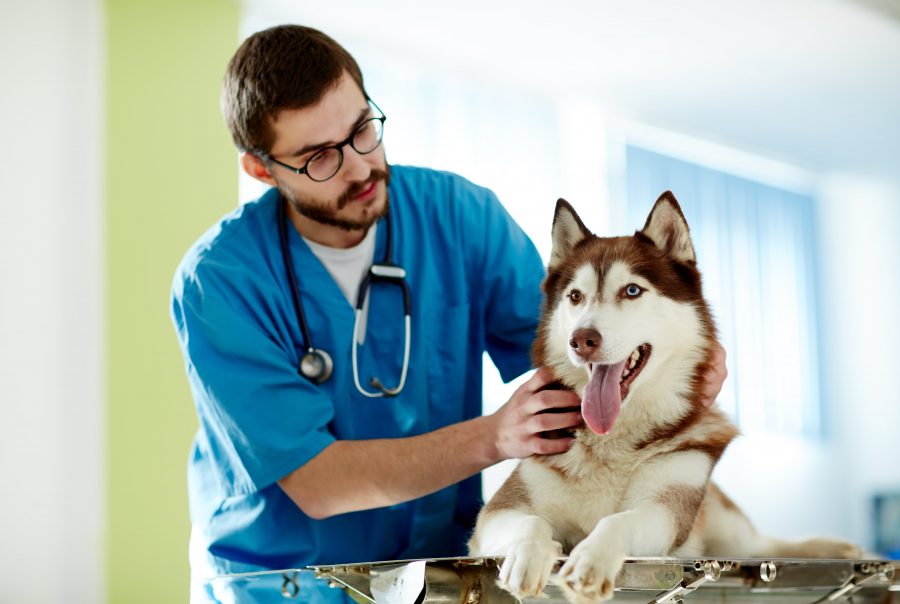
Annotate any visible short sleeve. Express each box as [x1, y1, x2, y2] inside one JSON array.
[[463, 189, 545, 382], [171, 262, 336, 496]]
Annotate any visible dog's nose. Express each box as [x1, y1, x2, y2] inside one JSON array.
[[569, 328, 602, 360]]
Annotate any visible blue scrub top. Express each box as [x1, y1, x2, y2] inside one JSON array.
[[171, 165, 545, 599]]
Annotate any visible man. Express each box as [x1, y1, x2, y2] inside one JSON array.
[[171, 25, 726, 603]]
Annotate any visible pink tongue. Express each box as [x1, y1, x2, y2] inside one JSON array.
[[582, 360, 627, 435]]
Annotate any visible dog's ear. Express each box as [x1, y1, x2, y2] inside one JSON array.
[[640, 191, 696, 265], [550, 198, 591, 269]]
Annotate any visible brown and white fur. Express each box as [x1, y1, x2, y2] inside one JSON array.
[[468, 193, 860, 602]]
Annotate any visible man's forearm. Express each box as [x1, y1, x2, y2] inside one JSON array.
[[278, 414, 501, 519], [278, 368, 583, 519]]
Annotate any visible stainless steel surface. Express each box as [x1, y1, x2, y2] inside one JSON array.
[[210, 557, 900, 603]]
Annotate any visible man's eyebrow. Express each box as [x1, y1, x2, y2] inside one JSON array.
[[288, 106, 372, 158]]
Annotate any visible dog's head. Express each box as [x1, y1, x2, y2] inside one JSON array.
[[532, 191, 716, 435]]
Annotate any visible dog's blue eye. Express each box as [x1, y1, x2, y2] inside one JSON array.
[[625, 284, 643, 298]]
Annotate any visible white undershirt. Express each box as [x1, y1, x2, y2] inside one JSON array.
[[302, 223, 376, 344]]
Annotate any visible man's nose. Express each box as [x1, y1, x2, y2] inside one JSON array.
[[569, 328, 602, 361], [341, 145, 372, 182]]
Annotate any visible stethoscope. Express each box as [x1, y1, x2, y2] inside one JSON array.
[[278, 195, 411, 397]]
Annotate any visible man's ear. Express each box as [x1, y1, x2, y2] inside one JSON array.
[[240, 152, 278, 187]]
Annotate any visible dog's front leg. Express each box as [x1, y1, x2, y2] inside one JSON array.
[[557, 504, 672, 602], [471, 508, 562, 599], [558, 451, 712, 602]]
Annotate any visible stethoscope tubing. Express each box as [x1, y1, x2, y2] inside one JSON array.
[[352, 311, 410, 397], [279, 195, 317, 357], [278, 194, 411, 396]]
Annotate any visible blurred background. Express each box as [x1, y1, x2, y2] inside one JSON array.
[[1, 0, 899, 602]]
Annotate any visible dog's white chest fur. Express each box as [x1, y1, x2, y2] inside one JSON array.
[[520, 454, 628, 549]]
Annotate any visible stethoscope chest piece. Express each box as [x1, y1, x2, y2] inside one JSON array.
[[300, 348, 334, 384]]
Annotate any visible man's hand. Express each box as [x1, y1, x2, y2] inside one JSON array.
[[488, 367, 583, 459], [699, 340, 728, 408]]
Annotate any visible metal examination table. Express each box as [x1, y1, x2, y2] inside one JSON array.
[[210, 556, 899, 603]]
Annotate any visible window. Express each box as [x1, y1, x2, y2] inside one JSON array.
[[624, 146, 822, 436]]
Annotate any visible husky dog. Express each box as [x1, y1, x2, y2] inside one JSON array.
[[469, 193, 860, 602]]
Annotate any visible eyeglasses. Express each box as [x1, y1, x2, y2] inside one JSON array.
[[267, 100, 386, 182]]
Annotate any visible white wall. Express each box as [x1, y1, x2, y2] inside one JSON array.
[[816, 176, 900, 548], [0, 1, 105, 602]]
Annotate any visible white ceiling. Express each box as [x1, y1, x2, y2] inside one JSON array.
[[249, 0, 900, 186]]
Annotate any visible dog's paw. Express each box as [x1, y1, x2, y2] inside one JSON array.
[[498, 539, 562, 599], [796, 537, 863, 559], [556, 541, 624, 602]]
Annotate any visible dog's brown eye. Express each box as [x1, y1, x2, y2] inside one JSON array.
[[567, 289, 584, 304]]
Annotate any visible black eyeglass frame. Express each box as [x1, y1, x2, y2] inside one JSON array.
[[265, 99, 386, 182]]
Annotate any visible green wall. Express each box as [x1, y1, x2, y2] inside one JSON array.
[[106, 1, 240, 601]]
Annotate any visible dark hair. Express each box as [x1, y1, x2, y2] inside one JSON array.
[[221, 25, 367, 154]]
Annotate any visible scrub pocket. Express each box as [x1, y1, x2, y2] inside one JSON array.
[[425, 302, 470, 425]]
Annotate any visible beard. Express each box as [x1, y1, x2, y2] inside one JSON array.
[[280, 166, 391, 232]]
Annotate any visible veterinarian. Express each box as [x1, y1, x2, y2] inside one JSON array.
[[170, 25, 728, 603]]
